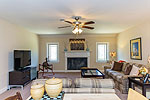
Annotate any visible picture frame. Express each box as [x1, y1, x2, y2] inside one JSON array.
[[69, 38, 85, 51], [130, 37, 142, 60]]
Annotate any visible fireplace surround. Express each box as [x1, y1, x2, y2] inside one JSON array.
[[65, 51, 90, 71]]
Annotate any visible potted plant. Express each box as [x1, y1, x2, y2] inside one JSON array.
[[86, 41, 89, 51], [64, 42, 68, 51]]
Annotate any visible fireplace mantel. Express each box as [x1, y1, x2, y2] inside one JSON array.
[[65, 51, 90, 70]]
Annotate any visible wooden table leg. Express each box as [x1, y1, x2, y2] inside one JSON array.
[[142, 86, 146, 97], [129, 78, 132, 88], [103, 75, 105, 79]]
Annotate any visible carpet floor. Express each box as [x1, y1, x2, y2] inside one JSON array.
[[0, 72, 127, 100]]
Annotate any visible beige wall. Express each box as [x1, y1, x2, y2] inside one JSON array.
[[0, 18, 39, 93], [117, 22, 150, 64], [39, 34, 117, 70]]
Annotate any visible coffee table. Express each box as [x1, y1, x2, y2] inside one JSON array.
[[81, 68, 105, 78], [27, 94, 121, 100]]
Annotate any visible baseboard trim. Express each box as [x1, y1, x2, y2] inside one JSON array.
[[0, 86, 7, 94], [53, 70, 81, 72]]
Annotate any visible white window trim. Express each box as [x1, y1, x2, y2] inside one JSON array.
[[96, 42, 109, 63], [46, 42, 59, 63]]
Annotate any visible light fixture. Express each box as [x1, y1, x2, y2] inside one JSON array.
[[72, 26, 83, 35], [148, 55, 150, 64], [147, 55, 150, 68], [110, 52, 116, 58], [110, 52, 116, 61]]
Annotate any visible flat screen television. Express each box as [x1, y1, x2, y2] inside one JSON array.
[[14, 50, 31, 70]]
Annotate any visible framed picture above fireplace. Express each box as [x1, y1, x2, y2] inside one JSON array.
[[69, 38, 85, 50]]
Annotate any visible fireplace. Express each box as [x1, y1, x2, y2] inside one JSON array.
[[65, 51, 90, 71], [67, 57, 87, 70]]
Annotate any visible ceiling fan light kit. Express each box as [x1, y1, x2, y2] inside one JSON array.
[[58, 16, 95, 35], [72, 28, 83, 35]]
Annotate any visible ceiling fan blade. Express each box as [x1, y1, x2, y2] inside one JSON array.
[[60, 19, 65, 21], [82, 26, 94, 29], [64, 20, 73, 24], [84, 21, 95, 25], [58, 26, 71, 28]]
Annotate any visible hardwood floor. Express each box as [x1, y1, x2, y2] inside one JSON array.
[[0, 72, 127, 100]]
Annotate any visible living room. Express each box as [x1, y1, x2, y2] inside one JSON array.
[[0, 0, 150, 100]]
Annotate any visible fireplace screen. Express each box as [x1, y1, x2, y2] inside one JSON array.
[[69, 39, 85, 50], [67, 57, 87, 70]]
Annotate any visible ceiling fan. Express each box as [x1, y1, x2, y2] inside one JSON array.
[[58, 16, 95, 31]]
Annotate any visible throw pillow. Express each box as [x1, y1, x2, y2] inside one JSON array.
[[122, 62, 129, 73], [112, 61, 123, 71], [110, 61, 115, 69], [118, 60, 126, 63], [129, 65, 140, 76], [124, 64, 132, 75]]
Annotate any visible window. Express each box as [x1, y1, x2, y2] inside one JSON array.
[[96, 42, 109, 62], [47, 43, 59, 62]]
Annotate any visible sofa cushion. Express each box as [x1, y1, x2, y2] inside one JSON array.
[[107, 69, 117, 76], [105, 69, 112, 74], [105, 68, 111, 72], [124, 64, 132, 75], [106, 69, 113, 75], [130, 65, 140, 76], [63, 88, 115, 94], [74, 78, 96, 88], [116, 75, 123, 83], [110, 72, 124, 80], [74, 78, 115, 89], [96, 79, 115, 89], [32, 78, 72, 88], [112, 61, 123, 71]]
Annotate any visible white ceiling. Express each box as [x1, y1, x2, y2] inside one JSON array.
[[0, 0, 150, 35]]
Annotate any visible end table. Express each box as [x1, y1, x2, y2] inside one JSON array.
[[128, 77, 150, 97]]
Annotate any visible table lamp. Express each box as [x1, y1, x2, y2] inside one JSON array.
[[147, 55, 150, 73], [110, 52, 116, 61], [109, 52, 116, 64], [139, 55, 150, 76], [148, 55, 150, 64]]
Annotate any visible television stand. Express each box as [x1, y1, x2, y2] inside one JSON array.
[[9, 66, 37, 89]]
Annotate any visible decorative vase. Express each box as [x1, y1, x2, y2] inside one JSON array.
[[86, 48, 89, 51], [64, 48, 67, 51], [45, 77, 62, 98], [139, 67, 148, 76], [30, 84, 44, 100]]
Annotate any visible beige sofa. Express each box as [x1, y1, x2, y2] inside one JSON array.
[[32, 78, 115, 94], [104, 62, 147, 94]]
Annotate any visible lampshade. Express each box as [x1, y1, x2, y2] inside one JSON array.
[[110, 52, 116, 57], [148, 55, 150, 63]]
